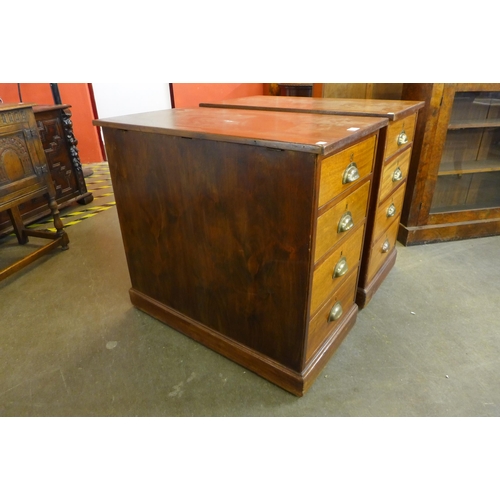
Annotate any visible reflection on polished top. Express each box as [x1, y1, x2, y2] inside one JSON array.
[[93, 107, 388, 156], [200, 95, 424, 121]]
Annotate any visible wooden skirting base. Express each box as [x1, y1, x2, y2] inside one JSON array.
[[129, 288, 358, 397], [356, 248, 397, 309], [398, 218, 500, 246]]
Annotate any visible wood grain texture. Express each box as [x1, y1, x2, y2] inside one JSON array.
[[196, 97, 424, 308], [399, 218, 500, 246], [0, 104, 92, 236], [400, 83, 500, 244], [104, 128, 316, 371], [200, 95, 424, 121], [379, 147, 411, 203], [97, 107, 388, 395], [314, 180, 370, 262], [94, 107, 387, 157], [371, 184, 406, 242], [318, 135, 375, 207], [0, 104, 69, 281], [307, 271, 357, 360], [356, 247, 397, 308], [384, 114, 417, 160], [310, 223, 364, 316], [366, 216, 401, 283]]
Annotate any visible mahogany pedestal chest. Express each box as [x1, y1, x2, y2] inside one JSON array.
[[200, 96, 424, 308], [94, 107, 387, 396]]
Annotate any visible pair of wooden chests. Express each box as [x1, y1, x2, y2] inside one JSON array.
[[94, 96, 424, 396]]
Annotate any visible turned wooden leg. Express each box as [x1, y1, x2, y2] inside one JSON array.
[[47, 195, 69, 250]]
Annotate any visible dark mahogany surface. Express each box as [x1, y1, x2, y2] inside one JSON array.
[[94, 107, 387, 156], [200, 95, 424, 121]]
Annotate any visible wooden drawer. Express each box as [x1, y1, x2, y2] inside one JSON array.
[[366, 215, 401, 283], [306, 270, 357, 360], [384, 114, 416, 160], [372, 183, 406, 243], [314, 180, 370, 262], [310, 223, 365, 316], [318, 135, 376, 208], [379, 147, 411, 203]]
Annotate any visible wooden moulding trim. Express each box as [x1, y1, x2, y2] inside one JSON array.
[[199, 99, 425, 122], [129, 288, 359, 397], [94, 114, 387, 158], [398, 218, 500, 246], [356, 248, 397, 309], [129, 288, 307, 397]]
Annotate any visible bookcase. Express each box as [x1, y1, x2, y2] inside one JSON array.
[[399, 83, 500, 245]]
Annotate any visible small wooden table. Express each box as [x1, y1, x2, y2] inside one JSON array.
[[0, 103, 69, 281]]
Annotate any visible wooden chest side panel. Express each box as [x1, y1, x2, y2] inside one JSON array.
[[104, 128, 317, 370]]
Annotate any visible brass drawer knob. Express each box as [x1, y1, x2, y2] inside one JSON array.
[[338, 211, 354, 233], [342, 162, 360, 184], [381, 239, 391, 253], [332, 256, 348, 278], [392, 166, 403, 182], [328, 302, 343, 322], [397, 131, 408, 146], [386, 203, 397, 218]]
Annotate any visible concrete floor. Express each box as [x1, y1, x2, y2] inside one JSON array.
[[1, 181, 500, 417]]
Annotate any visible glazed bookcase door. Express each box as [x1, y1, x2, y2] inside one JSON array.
[[426, 84, 500, 226], [430, 89, 500, 214]]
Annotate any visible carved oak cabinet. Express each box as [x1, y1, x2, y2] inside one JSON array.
[[0, 103, 69, 281], [0, 104, 93, 236], [200, 96, 424, 308], [95, 107, 387, 395]]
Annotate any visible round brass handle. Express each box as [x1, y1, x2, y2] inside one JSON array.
[[333, 256, 348, 278], [328, 302, 343, 322], [397, 131, 408, 146], [381, 239, 390, 253], [392, 166, 403, 182], [386, 203, 397, 218], [342, 162, 360, 184], [338, 211, 354, 233]]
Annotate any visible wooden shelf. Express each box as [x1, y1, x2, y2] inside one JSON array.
[[448, 119, 500, 130], [431, 201, 500, 213], [438, 160, 500, 176]]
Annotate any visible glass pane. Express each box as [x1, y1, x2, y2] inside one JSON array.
[[430, 91, 500, 213]]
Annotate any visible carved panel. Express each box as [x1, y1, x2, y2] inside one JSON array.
[[0, 108, 29, 125], [0, 134, 34, 184]]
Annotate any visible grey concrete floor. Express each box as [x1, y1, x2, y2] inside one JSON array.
[[1, 193, 499, 417]]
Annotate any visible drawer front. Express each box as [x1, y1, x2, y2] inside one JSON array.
[[315, 180, 370, 262], [366, 215, 401, 283], [379, 147, 411, 203], [306, 270, 357, 361], [310, 223, 365, 316], [372, 183, 406, 243], [318, 135, 376, 208], [384, 114, 416, 160]]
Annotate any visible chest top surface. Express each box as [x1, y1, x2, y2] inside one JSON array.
[[93, 107, 388, 156], [200, 95, 425, 121]]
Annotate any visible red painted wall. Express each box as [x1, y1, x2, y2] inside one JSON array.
[[0, 83, 104, 163], [172, 83, 265, 108], [0, 83, 267, 161]]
